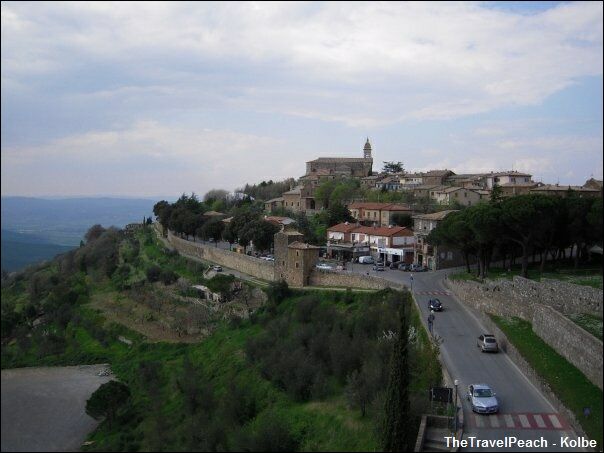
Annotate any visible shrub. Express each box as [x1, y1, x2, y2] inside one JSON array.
[[146, 265, 162, 282], [159, 270, 178, 286]]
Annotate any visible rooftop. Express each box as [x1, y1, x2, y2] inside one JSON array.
[[348, 202, 411, 211], [413, 210, 458, 221]]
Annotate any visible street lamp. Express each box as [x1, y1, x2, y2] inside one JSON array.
[[453, 379, 460, 433]]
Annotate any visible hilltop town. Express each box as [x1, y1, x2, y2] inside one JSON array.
[[153, 139, 602, 283]]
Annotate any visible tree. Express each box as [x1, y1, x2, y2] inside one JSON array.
[[391, 213, 413, 228], [240, 219, 280, 252], [199, 219, 225, 244], [85, 224, 106, 243], [490, 184, 504, 204], [465, 203, 501, 279], [382, 300, 412, 451], [203, 189, 229, 204], [500, 195, 557, 277], [382, 161, 404, 174], [86, 381, 131, 428], [326, 202, 354, 225]]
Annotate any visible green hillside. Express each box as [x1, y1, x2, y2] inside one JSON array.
[[1, 225, 441, 451]]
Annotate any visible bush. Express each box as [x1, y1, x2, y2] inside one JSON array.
[[265, 280, 290, 306], [247, 412, 299, 452], [159, 270, 178, 286], [146, 265, 162, 282]]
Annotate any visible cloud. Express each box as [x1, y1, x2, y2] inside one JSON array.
[[0, 121, 297, 196], [2, 2, 602, 127]]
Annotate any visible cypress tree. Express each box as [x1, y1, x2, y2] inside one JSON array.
[[382, 299, 412, 451]]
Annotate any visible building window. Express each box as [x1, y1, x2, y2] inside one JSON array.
[[296, 251, 299, 257], [295, 262, 299, 268]]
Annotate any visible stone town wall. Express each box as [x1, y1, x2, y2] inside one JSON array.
[[446, 278, 603, 390], [166, 231, 276, 282], [309, 270, 406, 291], [447, 276, 603, 319], [533, 305, 603, 389]]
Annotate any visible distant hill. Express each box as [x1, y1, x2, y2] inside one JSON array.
[[1, 229, 74, 272], [1, 196, 158, 246]]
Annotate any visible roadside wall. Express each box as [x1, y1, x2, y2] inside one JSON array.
[[309, 270, 406, 290], [532, 305, 603, 389], [166, 231, 276, 282], [446, 278, 603, 389]]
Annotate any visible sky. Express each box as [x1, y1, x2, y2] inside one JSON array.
[[1, 1, 602, 198]]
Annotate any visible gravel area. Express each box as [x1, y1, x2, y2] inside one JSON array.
[[1, 365, 112, 452]]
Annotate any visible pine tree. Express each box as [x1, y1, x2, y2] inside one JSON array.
[[382, 300, 412, 451]]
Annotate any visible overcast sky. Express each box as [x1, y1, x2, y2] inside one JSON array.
[[2, 1, 602, 198]]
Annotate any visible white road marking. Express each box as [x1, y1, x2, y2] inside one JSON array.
[[534, 414, 546, 428], [475, 415, 484, 427], [489, 416, 500, 428], [519, 414, 531, 428], [504, 414, 515, 428], [549, 414, 563, 429]]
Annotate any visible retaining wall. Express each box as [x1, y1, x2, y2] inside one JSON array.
[[166, 231, 276, 282], [533, 305, 603, 389], [309, 270, 406, 291]]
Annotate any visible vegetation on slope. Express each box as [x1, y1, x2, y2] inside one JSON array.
[[1, 223, 441, 451]]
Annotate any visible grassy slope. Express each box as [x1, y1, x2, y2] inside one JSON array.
[[490, 315, 602, 448], [2, 227, 441, 451], [450, 261, 603, 289]]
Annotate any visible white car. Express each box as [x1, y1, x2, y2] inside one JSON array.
[[467, 384, 499, 414], [315, 263, 333, 271]]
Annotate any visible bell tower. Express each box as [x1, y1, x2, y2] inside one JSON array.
[[363, 137, 372, 159]]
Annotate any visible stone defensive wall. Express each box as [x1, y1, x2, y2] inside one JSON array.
[[446, 276, 603, 389], [166, 231, 276, 282], [309, 270, 406, 291], [533, 304, 603, 389]]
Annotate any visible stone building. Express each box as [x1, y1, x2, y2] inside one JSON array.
[[304, 138, 373, 178], [274, 227, 320, 287], [413, 210, 467, 270]]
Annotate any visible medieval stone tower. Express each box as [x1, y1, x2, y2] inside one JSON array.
[[274, 226, 320, 287]]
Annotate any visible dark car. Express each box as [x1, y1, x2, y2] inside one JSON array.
[[429, 298, 443, 311], [398, 263, 411, 271], [389, 262, 400, 269], [373, 262, 385, 271]]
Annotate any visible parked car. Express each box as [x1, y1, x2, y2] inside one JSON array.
[[410, 263, 429, 272], [398, 263, 411, 271], [389, 262, 400, 269], [477, 334, 499, 353], [373, 262, 385, 271], [467, 384, 499, 414], [428, 298, 443, 311], [358, 256, 375, 264], [316, 263, 333, 271], [212, 265, 223, 272]]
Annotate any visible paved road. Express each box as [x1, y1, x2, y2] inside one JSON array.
[[350, 265, 584, 451]]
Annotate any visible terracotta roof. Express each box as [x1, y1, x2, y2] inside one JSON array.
[[348, 202, 411, 211], [352, 225, 413, 237], [487, 170, 532, 177], [423, 170, 455, 176], [288, 241, 321, 249], [412, 210, 458, 221], [283, 185, 303, 195], [499, 182, 537, 187], [264, 216, 295, 226], [530, 184, 599, 193], [327, 222, 360, 233], [203, 210, 226, 216], [265, 197, 284, 203]]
